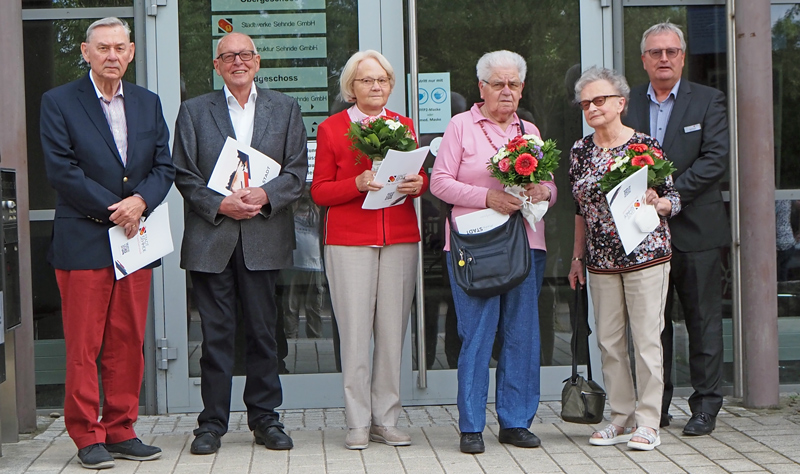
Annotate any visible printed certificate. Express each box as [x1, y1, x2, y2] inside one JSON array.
[[361, 146, 429, 210], [108, 203, 174, 280], [606, 166, 659, 255], [454, 208, 509, 234], [208, 137, 282, 196]]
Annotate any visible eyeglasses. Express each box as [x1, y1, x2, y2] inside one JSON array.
[[644, 47, 682, 59], [481, 80, 522, 92], [579, 95, 621, 110], [354, 77, 391, 87], [216, 50, 256, 63]]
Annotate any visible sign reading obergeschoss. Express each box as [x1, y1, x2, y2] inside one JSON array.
[[211, 0, 326, 11]]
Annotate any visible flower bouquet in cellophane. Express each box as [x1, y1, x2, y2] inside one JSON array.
[[486, 134, 561, 230]]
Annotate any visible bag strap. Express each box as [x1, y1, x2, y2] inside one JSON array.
[[570, 285, 594, 382], [519, 116, 525, 136]]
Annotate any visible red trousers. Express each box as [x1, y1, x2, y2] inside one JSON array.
[[56, 267, 152, 449]]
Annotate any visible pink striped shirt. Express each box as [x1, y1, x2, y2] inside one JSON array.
[[90, 73, 128, 165]]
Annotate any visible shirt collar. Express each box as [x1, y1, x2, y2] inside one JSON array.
[[646, 79, 681, 103], [349, 104, 387, 122], [89, 71, 124, 101], [223, 82, 258, 107]]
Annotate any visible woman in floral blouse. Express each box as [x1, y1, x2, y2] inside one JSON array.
[[567, 67, 680, 451]]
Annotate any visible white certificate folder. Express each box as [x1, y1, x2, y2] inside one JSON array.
[[207, 136, 282, 196], [362, 146, 430, 210], [108, 203, 174, 280]]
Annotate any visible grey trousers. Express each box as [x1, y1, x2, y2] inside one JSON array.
[[325, 243, 417, 428]]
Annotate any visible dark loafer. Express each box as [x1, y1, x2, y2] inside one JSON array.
[[683, 412, 716, 436], [459, 432, 485, 454], [77, 443, 115, 469], [498, 428, 541, 448], [191, 432, 221, 455], [254, 425, 293, 450], [105, 437, 162, 461]]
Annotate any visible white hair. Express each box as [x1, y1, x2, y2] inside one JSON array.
[[476, 50, 527, 82], [640, 22, 687, 54], [574, 66, 630, 114], [215, 33, 257, 57], [86, 17, 130, 43]]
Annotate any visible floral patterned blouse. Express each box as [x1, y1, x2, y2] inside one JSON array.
[[569, 132, 681, 274]]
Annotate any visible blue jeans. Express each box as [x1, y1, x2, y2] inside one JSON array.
[[446, 249, 545, 433]]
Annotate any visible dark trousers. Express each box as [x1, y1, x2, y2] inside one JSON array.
[[191, 239, 283, 436], [661, 248, 724, 417]]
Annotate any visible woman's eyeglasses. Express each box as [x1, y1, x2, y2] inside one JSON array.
[[216, 50, 256, 63], [579, 95, 621, 111], [644, 47, 682, 59], [481, 80, 522, 92], [354, 77, 391, 87]]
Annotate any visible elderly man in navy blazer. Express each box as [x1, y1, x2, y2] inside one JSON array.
[[623, 22, 730, 437], [172, 32, 308, 455], [40, 17, 175, 469]]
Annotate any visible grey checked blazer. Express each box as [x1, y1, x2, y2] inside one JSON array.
[[173, 87, 308, 273]]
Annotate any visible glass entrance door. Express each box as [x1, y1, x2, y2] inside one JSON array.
[[404, 0, 607, 403]]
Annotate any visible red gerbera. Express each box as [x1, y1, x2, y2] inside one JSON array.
[[631, 155, 655, 167], [498, 157, 511, 172], [505, 136, 528, 153], [514, 153, 538, 175], [628, 143, 648, 153]]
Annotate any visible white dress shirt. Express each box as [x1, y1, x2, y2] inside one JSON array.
[[224, 82, 258, 147]]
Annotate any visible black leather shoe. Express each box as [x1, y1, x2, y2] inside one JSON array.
[[254, 425, 293, 450], [683, 412, 716, 436], [106, 438, 162, 461], [660, 413, 673, 428], [498, 428, 541, 448], [191, 432, 221, 455], [77, 443, 115, 469], [460, 432, 485, 454]]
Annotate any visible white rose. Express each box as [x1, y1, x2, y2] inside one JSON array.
[[386, 119, 402, 131]]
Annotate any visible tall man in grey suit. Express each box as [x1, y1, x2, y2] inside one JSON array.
[[173, 32, 308, 454], [623, 22, 730, 436]]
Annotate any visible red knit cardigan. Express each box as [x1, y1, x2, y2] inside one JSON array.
[[310, 109, 429, 246]]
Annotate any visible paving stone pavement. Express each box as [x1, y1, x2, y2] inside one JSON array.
[[1, 395, 799, 473]]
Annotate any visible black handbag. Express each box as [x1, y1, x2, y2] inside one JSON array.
[[447, 209, 531, 298], [561, 285, 606, 424]]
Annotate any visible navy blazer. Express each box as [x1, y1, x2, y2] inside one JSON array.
[[40, 74, 175, 270], [623, 80, 731, 252]]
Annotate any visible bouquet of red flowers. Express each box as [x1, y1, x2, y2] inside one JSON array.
[[486, 134, 561, 186], [347, 116, 417, 165], [598, 142, 677, 193]]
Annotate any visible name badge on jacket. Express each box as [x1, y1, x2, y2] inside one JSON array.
[[684, 124, 701, 133]]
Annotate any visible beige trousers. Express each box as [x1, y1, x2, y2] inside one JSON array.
[[325, 243, 417, 428], [588, 262, 669, 430]]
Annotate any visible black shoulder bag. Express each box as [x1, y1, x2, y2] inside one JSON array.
[[447, 118, 531, 298], [561, 285, 606, 424]]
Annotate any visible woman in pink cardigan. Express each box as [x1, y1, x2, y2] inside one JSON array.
[[310, 50, 428, 450], [430, 50, 557, 454]]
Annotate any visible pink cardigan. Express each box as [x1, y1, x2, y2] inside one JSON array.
[[430, 103, 557, 251]]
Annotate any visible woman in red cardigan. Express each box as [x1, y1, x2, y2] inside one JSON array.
[[311, 50, 428, 450]]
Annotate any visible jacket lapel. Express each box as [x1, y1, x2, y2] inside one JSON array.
[[210, 90, 236, 141], [662, 80, 691, 151], [123, 82, 138, 168], [77, 74, 124, 165], [250, 87, 272, 150]]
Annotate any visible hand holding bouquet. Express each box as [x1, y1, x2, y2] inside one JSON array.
[[347, 116, 417, 166], [598, 142, 676, 193], [486, 134, 561, 230]]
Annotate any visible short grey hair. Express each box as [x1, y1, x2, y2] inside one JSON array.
[[574, 66, 630, 114], [86, 17, 130, 43], [338, 50, 395, 103], [215, 32, 257, 58], [476, 50, 527, 83], [640, 22, 687, 54]]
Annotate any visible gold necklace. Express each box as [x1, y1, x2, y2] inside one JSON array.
[[595, 126, 625, 150]]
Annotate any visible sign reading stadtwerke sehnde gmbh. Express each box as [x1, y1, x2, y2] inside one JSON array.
[[211, 0, 328, 138]]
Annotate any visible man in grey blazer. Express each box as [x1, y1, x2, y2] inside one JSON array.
[[623, 22, 730, 436], [173, 32, 308, 454]]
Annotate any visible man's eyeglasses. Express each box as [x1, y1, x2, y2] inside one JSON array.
[[579, 95, 621, 111], [644, 47, 682, 60], [216, 50, 257, 63], [481, 80, 522, 92], [354, 77, 391, 87]]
